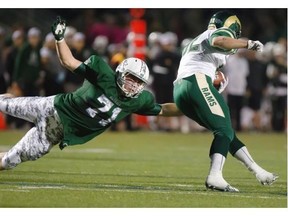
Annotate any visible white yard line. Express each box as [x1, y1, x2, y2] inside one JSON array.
[[0, 184, 285, 200]]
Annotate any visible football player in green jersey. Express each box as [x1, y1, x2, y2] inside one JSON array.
[[0, 17, 182, 171], [173, 10, 278, 192]]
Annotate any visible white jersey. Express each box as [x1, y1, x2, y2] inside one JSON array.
[[175, 28, 237, 82]]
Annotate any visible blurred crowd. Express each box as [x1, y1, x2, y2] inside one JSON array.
[[0, 9, 286, 133]]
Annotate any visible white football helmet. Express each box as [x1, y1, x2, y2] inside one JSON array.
[[116, 57, 149, 98]]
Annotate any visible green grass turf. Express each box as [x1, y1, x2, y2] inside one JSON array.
[[0, 130, 286, 208]]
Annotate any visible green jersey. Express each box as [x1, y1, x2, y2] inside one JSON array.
[[54, 55, 161, 148]]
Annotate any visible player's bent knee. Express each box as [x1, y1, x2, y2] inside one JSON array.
[[215, 128, 234, 142]]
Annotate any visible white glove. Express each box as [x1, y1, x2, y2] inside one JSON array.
[[247, 40, 264, 52], [218, 72, 229, 94]]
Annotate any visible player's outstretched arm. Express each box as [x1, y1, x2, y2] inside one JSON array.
[[52, 16, 82, 72], [212, 37, 264, 52], [158, 103, 183, 117]]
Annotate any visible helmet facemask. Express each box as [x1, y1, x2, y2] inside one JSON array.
[[229, 22, 241, 38], [117, 71, 147, 98], [116, 57, 150, 98]]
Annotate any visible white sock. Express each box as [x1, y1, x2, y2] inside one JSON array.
[[234, 146, 255, 167], [248, 162, 268, 175], [234, 146, 265, 174], [208, 153, 226, 177]]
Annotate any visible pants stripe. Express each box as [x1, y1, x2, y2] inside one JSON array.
[[195, 73, 225, 117]]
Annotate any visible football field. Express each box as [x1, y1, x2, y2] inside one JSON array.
[[0, 130, 286, 209]]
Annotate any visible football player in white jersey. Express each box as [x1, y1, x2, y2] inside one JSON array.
[[173, 10, 278, 192]]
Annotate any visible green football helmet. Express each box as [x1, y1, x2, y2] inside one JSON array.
[[208, 11, 242, 38]]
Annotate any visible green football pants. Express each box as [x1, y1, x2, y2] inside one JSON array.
[[173, 73, 245, 157]]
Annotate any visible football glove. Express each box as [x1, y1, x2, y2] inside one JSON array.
[[51, 16, 66, 41], [217, 71, 229, 94], [247, 40, 264, 52]]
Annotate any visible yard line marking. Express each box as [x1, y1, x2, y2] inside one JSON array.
[[19, 185, 66, 189], [66, 187, 287, 200], [0, 184, 284, 200], [167, 183, 197, 188], [0, 188, 29, 192], [64, 187, 287, 200]]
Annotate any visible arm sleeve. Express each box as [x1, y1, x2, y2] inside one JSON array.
[[73, 55, 114, 84], [135, 91, 162, 116], [136, 103, 162, 116], [73, 62, 98, 84], [209, 28, 237, 53], [209, 28, 236, 45]]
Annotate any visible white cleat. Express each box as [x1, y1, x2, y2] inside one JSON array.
[[248, 164, 279, 185], [205, 175, 239, 192], [255, 171, 279, 185]]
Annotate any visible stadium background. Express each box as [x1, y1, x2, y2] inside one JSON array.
[[0, 8, 286, 132], [0, 9, 286, 41], [0, 8, 287, 209]]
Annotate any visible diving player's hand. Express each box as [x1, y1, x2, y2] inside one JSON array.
[[247, 40, 264, 52], [51, 16, 66, 41]]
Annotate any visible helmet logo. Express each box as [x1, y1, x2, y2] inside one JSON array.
[[208, 11, 241, 38], [224, 15, 241, 29]]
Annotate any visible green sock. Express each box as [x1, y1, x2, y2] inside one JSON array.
[[229, 134, 245, 155], [209, 135, 231, 157]]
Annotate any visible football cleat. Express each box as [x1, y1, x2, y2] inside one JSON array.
[[248, 164, 279, 186], [205, 175, 239, 192], [205, 182, 240, 192], [256, 172, 279, 185]]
